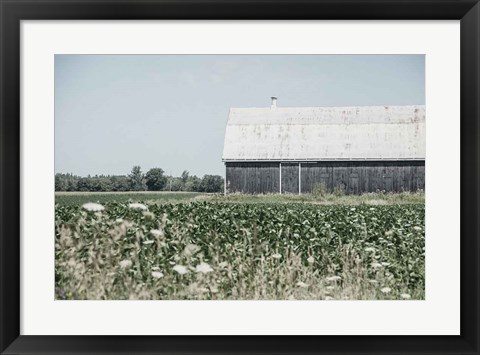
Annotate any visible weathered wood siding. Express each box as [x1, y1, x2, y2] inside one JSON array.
[[226, 161, 425, 194], [300, 161, 425, 193], [225, 162, 279, 194], [281, 163, 299, 194]]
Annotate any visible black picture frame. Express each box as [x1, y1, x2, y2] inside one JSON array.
[[1, 0, 479, 354]]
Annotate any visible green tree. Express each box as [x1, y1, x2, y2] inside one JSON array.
[[92, 176, 112, 191], [110, 175, 130, 191], [66, 177, 78, 192], [200, 175, 224, 193], [185, 175, 202, 192], [55, 174, 66, 191], [77, 177, 94, 191], [164, 176, 183, 191], [181, 170, 189, 183], [128, 166, 146, 191], [172, 177, 184, 191], [145, 168, 167, 191]]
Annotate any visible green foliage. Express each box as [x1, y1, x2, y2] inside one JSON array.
[[55, 173, 78, 191], [145, 168, 167, 191], [184, 175, 202, 192], [200, 175, 223, 193], [55, 169, 223, 193], [164, 176, 182, 191], [181, 170, 189, 183], [128, 166, 146, 191], [55, 201, 425, 300], [110, 175, 130, 191], [55, 173, 128, 192]]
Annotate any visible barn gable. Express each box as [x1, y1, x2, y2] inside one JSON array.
[[222, 105, 425, 161]]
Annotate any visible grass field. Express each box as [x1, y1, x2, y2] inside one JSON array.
[[55, 191, 206, 206], [55, 191, 425, 300], [55, 190, 424, 206]]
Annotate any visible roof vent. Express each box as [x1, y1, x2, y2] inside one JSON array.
[[270, 96, 277, 109]]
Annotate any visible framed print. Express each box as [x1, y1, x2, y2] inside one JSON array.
[[0, 0, 479, 354]]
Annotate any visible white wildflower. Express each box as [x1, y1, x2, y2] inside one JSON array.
[[150, 229, 164, 238], [121, 220, 133, 228], [272, 253, 282, 259], [326, 276, 341, 282], [82, 202, 105, 212], [385, 230, 394, 236], [413, 226, 422, 231], [143, 240, 154, 245], [381, 287, 391, 294], [128, 203, 148, 210], [143, 211, 155, 219], [307, 256, 315, 264], [381, 262, 391, 266], [188, 283, 209, 294], [151, 271, 164, 279], [119, 260, 132, 269], [401, 293, 411, 299], [184, 244, 201, 257], [195, 262, 214, 274], [173, 264, 188, 275], [296, 281, 309, 288]]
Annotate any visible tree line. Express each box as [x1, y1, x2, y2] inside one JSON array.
[[55, 166, 224, 193]]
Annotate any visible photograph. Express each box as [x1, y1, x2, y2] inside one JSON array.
[[54, 54, 425, 301]]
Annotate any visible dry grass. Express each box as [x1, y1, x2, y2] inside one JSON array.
[[55, 190, 425, 207]]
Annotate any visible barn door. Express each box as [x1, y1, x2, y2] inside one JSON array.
[[281, 163, 299, 194]]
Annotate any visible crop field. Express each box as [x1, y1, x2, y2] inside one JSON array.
[[55, 192, 425, 300], [55, 191, 205, 206]]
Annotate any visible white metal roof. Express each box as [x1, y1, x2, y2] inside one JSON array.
[[222, 105, 425, 161]]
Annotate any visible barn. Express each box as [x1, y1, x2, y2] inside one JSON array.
[[222, 98, 425, 195]]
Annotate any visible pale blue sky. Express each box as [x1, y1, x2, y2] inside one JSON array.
[[55, 55, 425, 177]]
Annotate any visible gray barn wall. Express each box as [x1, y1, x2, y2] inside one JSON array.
[[225, 161, 425, 194], [281, 163, 299, 194], [225, 162, 280, 194]]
